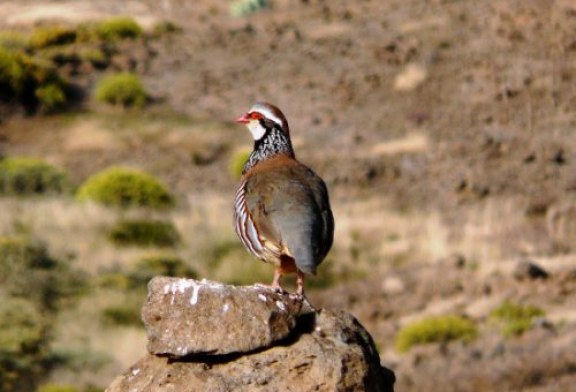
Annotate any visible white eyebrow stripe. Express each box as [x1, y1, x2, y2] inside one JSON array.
[[250, 104, 283, 128]]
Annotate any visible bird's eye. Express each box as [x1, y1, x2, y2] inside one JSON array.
[[249, 112, 263, 120]]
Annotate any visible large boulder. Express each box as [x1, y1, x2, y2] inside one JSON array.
[[107, 277, 395, 392], [143, 277, 303, 356]]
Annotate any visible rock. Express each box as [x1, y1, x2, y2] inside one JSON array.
[[108, 309, 394, 392], [447, 253, 466, 268], [108, 277, 395, 392], [382, 276, 406, 295], [142, 277, 303, 356], [513, 260, 549, 280], [393, 63, 428, 91], [546, 202, 576, 250]]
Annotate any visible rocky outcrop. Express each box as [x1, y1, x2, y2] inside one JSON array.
[[106, 277, 395, 392]]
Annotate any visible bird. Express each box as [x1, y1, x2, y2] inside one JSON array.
[[233, 102, 334, 297]]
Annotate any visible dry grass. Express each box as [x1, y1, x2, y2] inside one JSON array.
[[63, 120, 119, 152], [48, 291, 146, 387]]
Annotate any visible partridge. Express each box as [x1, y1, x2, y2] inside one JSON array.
[[234, 102, 334, 296]]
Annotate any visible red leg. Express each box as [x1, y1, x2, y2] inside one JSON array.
[[271, 266, 283, 292], [296, 270, 305, 296]]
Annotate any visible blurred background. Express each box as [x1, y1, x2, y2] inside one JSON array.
[[1, 0, 576, 391]]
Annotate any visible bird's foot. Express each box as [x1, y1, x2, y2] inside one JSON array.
[[293, 293, 317, 314], [254, 282, 286, 294]]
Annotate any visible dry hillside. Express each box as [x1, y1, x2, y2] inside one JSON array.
[[1, 0, 575, 391]]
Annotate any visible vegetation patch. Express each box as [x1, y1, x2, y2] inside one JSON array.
[[228, 149, 250, 179], [230, 0, 269, 17], [0, 236, 86, 391], [204, 239, 271, 285], [102, 303, 142, 327], [0, 157, 68, 195], [489, 300, 545, 337], [93, 17, 143, 42], [94, 72, 148, 108], [395, 315, 477, 353], [0, 31, 28, 52], [35, 82, 67, 111], [0, 47, 70, 112], [127, 254, 197, 286], [107, 219, 180, 247], [28, 26, 77, 49], [0, 297, 48, 392], [76, 166, 174, 209], [37, 384, 79, 392], [0, 236, 87, 311], [152, 20, 182, 36], [0, 17, 148, 115]]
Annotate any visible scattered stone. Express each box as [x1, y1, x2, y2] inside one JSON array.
[[393, 63, 428, 91], [142, 277, 303, 356], [382, 276, 406, 295], [513, 260, 549, 280], [546, 202, 576, 250], [447, 253, 466, 268]]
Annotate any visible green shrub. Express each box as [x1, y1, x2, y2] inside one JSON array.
[[0, 297, 46, 355], [395, 315, 477, 353], [152, 20, 182, 36], [94, 72, 147, 108], [0, 236, 87, 311], [35, 82, 67, 111], [76, 167, 174, 209], [0, 157, 67, 195], [229, 149, 250, 179], [83, 385, 104, 392], [107, 219, 180, 247], [230, 0, 269, 17], [205, 239, 272, 285], [0, 31, 28, 52], [94, 17, 143, 42], [307, 262, 364, 290], [96, 272, 131, 290], [37, 384, 79, 392], [0, 48, 70, 111], [35, 45, 79, 65], [0, 297, 48, 391], [0, 48, 26, 98], [0, 236, 87, 390], [214, 257, 272, 286], [77, 46, 108, 68], [102, 303, 141, 326], [28, 26, 77, 49], [128, 254, 197, 286], [489, 301, 545, 337]]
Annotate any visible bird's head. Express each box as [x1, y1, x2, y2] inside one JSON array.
[[236, 102, 290, 141]]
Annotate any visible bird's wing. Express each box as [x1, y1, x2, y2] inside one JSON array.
[[245, 164, 333, 274]]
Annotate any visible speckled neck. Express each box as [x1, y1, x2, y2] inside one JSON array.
[[243, 126, 294, 174]]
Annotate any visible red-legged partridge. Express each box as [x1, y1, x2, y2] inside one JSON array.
[[234, 102, 334, 297]]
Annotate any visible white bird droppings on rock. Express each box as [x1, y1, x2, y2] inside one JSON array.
[[166, 279, 196, 305], [163, 278, 227, 307], [189, 282, 201, 305], [143, 277, 304, 356]]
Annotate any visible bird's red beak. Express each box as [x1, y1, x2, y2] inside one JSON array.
[[236, 113, 250, 124]]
